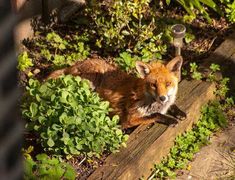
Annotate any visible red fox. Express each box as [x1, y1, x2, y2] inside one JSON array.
[[46, 56, 186, 129]]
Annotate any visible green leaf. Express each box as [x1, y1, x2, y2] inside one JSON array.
[[121, 30, 130, 36], [48, 157, 59, 165], [36, 153, 48, 161], [30, 103, 38, 117], [60, 91, 69, 103], [59, 43, 66, 50], [47, 138, 55, 147], [63, 164, 77, 180], [24, 158, 36, 177], [166, 0, 171, 5], [185, 33, 195, 44], [52, 124, 62, 131], [39, 84, 48, 93], [61, 131, 70, 145], [17, 51, 33, 71]]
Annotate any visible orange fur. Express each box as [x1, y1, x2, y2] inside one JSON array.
[[46, 56, 183, 129]]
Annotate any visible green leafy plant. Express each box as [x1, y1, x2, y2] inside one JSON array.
[[220, 0, 235, 22], [34, 32, 90, 68], [115, 52, 139, 72], [205, 63, 229, 98], [189, 62, 203, 80], [22, 146, 34, 160], [18, 51, 34, 71], [46, 32, 68, 50], [215, 77, 230, 98], [207, 63, 221, 81], [24, 153, 76, 180], [186, 62, 230, 98], [22, 75, 128, 157], [226, 1, 235, 22], [46, 32, 89, 67], [184, 32, 195, 44], [165, 0, 223, 23], [186, 62, 220, 81], [150, 101, 228, 179], [82, 0, 167, 57]]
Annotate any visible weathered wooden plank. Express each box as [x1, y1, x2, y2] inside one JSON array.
[[88, 80, 216, 180], [203, 31, 235, 66]]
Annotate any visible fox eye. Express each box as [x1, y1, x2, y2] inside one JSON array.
[[166, 82, 171, 87]]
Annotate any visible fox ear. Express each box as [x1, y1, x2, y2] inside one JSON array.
[[136, 61, 150, 78], [166, 56, 183, 81]]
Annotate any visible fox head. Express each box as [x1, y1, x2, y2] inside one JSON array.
[[136, 56, 183, 104]]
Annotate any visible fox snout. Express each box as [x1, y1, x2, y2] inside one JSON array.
[[154, 85, 177, 104], [150, 90, 169, 103], [159, 95, 168, 103]]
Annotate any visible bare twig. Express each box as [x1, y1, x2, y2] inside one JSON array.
[[77, 156, 86, 167]]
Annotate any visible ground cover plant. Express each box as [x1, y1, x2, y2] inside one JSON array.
[[22, 76, 128, 157], [149, 99, 231, 179], [19, 0, 235, 179], [24, 151, 76, 180]]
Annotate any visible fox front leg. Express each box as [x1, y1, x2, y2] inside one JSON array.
[[122, 113, 178, 129], [168, 104, 186, 120], [145, 113, 179, 126]]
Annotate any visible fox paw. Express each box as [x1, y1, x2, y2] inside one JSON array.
[[166, 116, 179, 127], [175, 111, 187, 121]]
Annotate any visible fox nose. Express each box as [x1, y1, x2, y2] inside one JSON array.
[[159, 96, 167, 102]]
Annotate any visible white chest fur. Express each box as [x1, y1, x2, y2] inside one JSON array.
[[137, 86, 178, 116]]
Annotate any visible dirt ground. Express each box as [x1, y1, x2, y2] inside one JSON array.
[[177, 120, 235, 180]]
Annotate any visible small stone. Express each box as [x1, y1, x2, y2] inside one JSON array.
[[33, 68, 40, 74]]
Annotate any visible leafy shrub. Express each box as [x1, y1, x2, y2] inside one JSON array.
[[24, 153, 76, 179], [18, 51, 33, 71], [22, 75, 128, 157], [35, 32, 90, 67], [115, 52, 140, 72], [151, 101, 227, 179], [115, 51, 161, 72], [82, 0, 167, 58]]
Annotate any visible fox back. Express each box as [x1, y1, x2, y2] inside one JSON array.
[[47, 56, 183, 128]]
